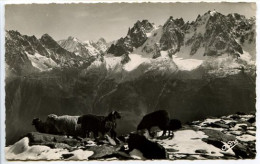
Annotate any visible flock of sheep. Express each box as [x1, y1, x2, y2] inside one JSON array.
[[32, 110, 182, 141]]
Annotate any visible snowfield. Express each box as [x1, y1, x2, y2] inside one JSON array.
[[27, 52, 58, 71], [124, 54, 150, 72]]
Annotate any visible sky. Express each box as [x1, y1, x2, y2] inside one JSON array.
[[5, 2, 256, 42]]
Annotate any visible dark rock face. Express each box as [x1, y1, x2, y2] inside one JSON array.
[[107, 20, 154, 56], [5, 31, 42, 75], [121, 54, 131, 64], [128, 134, 167, 159], [160, 17, 185, 52]]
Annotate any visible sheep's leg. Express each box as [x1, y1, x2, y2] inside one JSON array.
[[85, 131, 89, 138], [93, 131, 98, 139], [110, 129, 117, 139], [148, 128, 153, 137], [162, 130, 167, 137], [101, 131, 106, 139]]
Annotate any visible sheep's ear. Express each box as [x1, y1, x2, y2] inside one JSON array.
[[112, 111, 115, 115]]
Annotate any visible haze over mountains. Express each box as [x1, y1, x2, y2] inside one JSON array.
[[5, 10, 256, 145]]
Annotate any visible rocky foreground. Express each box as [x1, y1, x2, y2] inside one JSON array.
[[5, 113, 256, 161]]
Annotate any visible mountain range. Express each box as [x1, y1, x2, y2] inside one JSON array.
[[5, 10, 256, 145]]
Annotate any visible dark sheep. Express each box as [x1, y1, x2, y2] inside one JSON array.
[[137, 110, 170, 136], [128, 133, 167, 159], [77, 111, 121, 139], [162, 119, 182, 137], [32, 118, 59, 134]]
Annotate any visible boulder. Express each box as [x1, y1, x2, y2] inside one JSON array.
[[88, 145, 117, 160], [208, 122, 229, 129], [26, 132, 80, 147], [128, 134, 167, 159], [201, 129, 236, 142]]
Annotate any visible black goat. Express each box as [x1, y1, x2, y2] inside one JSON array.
[[137, 110, 170, 136], [77, 111, 121, 139]]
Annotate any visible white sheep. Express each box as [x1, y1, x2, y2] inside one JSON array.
[[47, 114, 83, 137]]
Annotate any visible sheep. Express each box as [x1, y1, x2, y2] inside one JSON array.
[[46, 114, 83, 137], [32, 118, 60, 134], [137, 110, 170, 136], [162, 119, 182, 137], [77, 111, 121, 139]]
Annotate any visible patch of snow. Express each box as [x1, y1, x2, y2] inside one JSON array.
[[222, 119, 236, 124], [156, 130, 223, 157], [171, 55, 203, 71], [229, 131, 244, 136], [67, 149, 94, 160], [124, 54, 150, 71], [236, 134, 256, 142], [200, 118, 221, 126], [247, 127, 256, 130], [240, 114, 254, 118], [247, 130, 256, 135], [104, 56, 122, 70], [73, 37, 78, 42], [83, 40, 100, 56], [200, 127, 225, 131], [239, 51, 255, 65], [27, 52, 57, 71], [210, 10, 217, 16]]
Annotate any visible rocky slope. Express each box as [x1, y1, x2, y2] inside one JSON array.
[[5, 31, 98, 76], [5, 112, 256, 160]]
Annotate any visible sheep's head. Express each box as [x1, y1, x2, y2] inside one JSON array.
[[46, 114, 58, 123], [108, 111, 121, 121], [48, 114, 58, 118], [32, 118, 41, 125]]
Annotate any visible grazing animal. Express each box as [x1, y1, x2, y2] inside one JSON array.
[[46, 114, 83, 137], [32, 118, 59, 134], [128, 133, 167, 159], [137, 110, 170, 136], [162, 119, 182, 137], [77, 111, 121, 139]]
